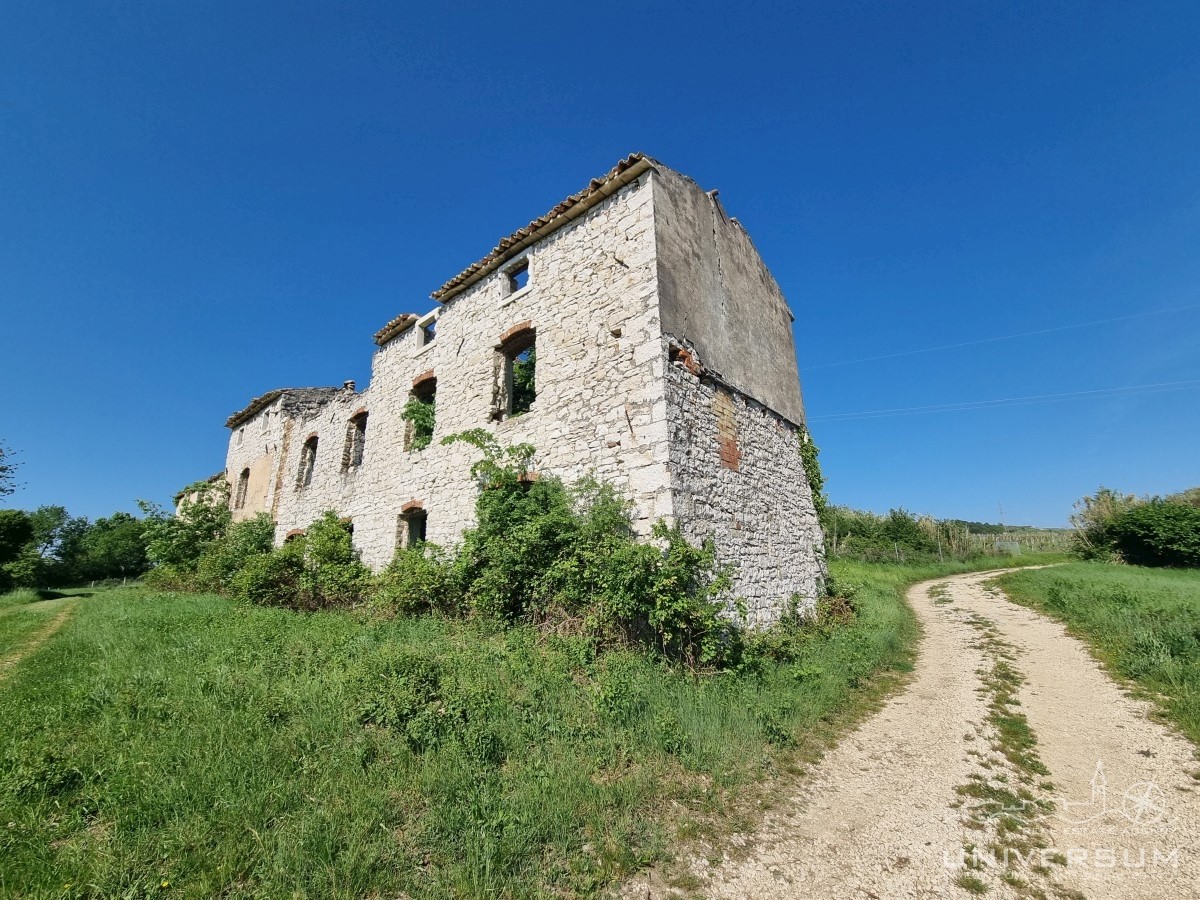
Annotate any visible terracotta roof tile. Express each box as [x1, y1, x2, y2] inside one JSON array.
[[373, 313, 419, 346]]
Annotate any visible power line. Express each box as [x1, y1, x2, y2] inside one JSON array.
[[801, 303, 1200, 372], [810, 379, 1200, 422]]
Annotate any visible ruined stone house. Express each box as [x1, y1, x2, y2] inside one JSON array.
[[220, 154, 825, 625]]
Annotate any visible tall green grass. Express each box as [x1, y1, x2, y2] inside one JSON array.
[[1, 556, 1055, 898], [0, 590, 70, 656], [996, 563, 1200, 745]]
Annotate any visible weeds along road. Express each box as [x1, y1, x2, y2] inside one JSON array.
[[629, 570, 1200, 900]]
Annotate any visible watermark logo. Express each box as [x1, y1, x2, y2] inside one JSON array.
[[1057, 760, 1167, 827], [949, 759, 1181, 878]]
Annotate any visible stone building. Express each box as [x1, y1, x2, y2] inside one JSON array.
[[221, 154, 825, 625]]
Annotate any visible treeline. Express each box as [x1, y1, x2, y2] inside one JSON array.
[[0, 506, 149, 592], [1070, 486, 1200, 568], [823, 506, 995, 561]]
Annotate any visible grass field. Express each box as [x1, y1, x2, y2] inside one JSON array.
[[996, 562, 1200, 745], [0, 556, 1054, 899]]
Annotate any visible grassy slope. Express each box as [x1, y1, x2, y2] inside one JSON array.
[[0, 590, 69, 657], [996, 562, 1200, 745], [0, 555, 1057, 899]]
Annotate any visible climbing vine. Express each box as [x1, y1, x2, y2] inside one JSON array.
[[799, 426, 828, 529]]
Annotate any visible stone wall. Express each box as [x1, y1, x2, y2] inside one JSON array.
[[224, 398, 288, 523], [663, 352, 827, 626], [219, 158, 827, 627], [652, 167, 807, 425], [246, 173, 673, 569]]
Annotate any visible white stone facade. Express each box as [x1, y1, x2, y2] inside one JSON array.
[[220, 156, 826, 624]]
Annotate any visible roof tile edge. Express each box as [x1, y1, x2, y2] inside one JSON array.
[[225, 386, 343, 430], [430, 152, 655, 303], [373, 313, 419, 346]]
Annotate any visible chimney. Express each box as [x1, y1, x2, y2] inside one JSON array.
[[343, 380, 356, 391]]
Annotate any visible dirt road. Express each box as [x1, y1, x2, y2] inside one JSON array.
[[626, 570, 1200, 899]]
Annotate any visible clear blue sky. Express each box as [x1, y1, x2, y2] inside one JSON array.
[[2, 1, 1197, 527]]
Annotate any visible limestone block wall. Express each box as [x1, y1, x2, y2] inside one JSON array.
[[269, 387, 370, 542], [663, 356, 827, 626], [258, 173, 672, 569], [224, 398, 288, 522]]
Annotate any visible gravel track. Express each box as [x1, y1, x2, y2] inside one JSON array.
[[623, 569, 1200, 899]]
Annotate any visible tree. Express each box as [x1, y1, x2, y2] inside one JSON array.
[[0, 442, 19, 497], [139, 479, 231, 573], [0, 509, 34, 592], [77, 512, 148, 581], [1109, 501, 1200, 568]]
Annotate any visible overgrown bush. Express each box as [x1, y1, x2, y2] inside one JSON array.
[[1068, 485, 1200, 566], [140, 479, 232, 585], [369, 431, 745, 669], [231, 542, 305, 606], [1069, 486, 1141, 561], [401, 396, 436, 451], [1108, 501, 1200, 568], [233, 512, 370, 609], [798, 426, 828, 530], [375, 545, 464, 616], [194, 513, 276, 591], [824, 506, 955, 561]]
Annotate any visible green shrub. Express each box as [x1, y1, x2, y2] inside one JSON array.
[[232, 513, 370, 609], [195, 513, 276, 591], [824, 506, 956, 561], [139, 479, 231, 574], [232, 541, 305, 607], [442, 432, 742, 669], [375, 545, 464, 616], [401, 396, 436, 451], [1109, 501, 1200, 568]]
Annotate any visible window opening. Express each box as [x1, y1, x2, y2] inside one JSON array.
[[421, 319, 436, 345], [297, 435, 318, 487], [397, 509, 427, 549], [343, 412, 368, 468], [403, 377, 436, 450], [234, 468, 250, 509], [510, 345, 536, 415], [507, 261, 529, 294]]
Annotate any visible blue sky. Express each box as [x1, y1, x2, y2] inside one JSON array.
[[1, 1, 1197, 527]]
